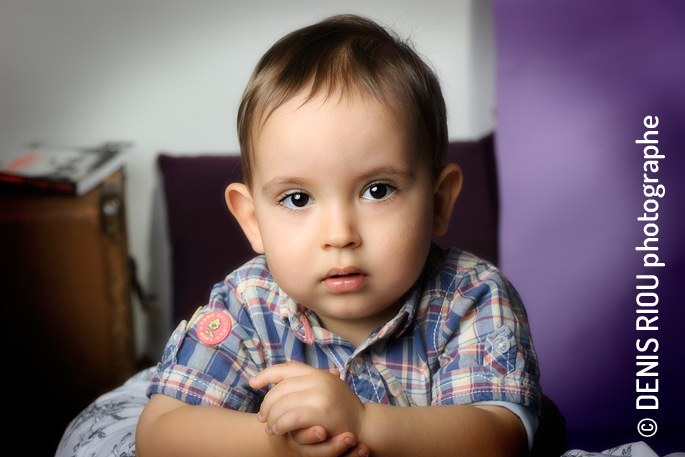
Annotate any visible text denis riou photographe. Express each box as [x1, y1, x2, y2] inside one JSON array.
[[634, 115, 664, 438]]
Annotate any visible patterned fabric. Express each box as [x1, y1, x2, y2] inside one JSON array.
[[147, 244, 542, 415], [562, 441, 681, 457], [56, 367, 156, 457]]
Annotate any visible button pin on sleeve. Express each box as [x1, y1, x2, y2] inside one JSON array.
[[196, 310, 232, 346]]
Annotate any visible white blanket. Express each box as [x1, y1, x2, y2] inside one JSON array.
[[56, 368, 155, 457]]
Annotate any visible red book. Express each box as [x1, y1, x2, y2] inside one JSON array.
[[0, 142, 132, 196]]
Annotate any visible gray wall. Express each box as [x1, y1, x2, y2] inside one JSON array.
[[0, 0, 496, 357]]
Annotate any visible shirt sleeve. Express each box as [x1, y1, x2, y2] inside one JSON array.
[[430, 257, 542, 416], [146, 280, 267, 412]]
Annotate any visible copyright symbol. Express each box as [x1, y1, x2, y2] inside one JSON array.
[[637, 418, 657, 437]]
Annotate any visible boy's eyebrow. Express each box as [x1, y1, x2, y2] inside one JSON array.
[[357, 165, 415, 181], [261, 177, 308, 194], [261, 165, 415, 194]]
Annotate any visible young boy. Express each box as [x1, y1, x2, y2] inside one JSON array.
[[137, 14, 541, 457]]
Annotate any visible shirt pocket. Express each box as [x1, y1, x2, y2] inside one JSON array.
[[483, 325, 517, 378]]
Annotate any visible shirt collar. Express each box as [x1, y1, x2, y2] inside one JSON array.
[[278, 290, 316, 345]]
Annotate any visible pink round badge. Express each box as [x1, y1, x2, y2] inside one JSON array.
[[197, 310, 231, 346]]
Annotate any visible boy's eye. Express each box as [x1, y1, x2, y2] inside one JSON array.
[[362, 183, 396, 201], [280, 192, 312, 210]]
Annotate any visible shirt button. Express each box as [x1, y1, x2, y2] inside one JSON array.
[[349, 357, 365, 376], [494, 335, 510, 354]]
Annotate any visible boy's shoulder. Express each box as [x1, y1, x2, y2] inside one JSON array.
[[427, 244, 501, 280], [223, 254, 278, 292], [208, 255, 280, 308], [423, 244, 512, 301], [226, 254, 272, 281]]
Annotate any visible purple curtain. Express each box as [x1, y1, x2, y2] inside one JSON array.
[[492, 0, 685, 451]]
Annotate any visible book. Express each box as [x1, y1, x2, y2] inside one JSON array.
[[0, 142, 133, 196]]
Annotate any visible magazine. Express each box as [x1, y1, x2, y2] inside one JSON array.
[[0, 142, 133, 196]]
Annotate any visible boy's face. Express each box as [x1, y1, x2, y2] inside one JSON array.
[[228, 93, 456, 344]]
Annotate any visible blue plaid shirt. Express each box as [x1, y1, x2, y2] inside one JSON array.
[[148, 244, 541, 418]]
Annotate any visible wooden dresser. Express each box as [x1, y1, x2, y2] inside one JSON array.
[[0, 169, 135, 454]]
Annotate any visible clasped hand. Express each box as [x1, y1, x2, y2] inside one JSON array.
[[249, 362, 370, 457]]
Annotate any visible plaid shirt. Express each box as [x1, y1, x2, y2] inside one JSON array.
[[148, 244, 542, 416]]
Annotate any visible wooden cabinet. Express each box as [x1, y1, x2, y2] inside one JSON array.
[[0, 170, 135, 454]]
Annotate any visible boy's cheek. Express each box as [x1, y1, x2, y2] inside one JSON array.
[[262, 226, 314, 259]]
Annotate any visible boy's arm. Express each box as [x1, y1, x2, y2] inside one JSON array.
[[135, 393, 364, 457], [358, 403, 526, 457], [136, 394, 274, 457]]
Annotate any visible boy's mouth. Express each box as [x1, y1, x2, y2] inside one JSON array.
[[323, 267, 367, 292], [330, 272, 359, 278], [325, 267, 362, 278]]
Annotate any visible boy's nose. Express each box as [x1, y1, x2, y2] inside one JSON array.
[[320, 205, 361, 249]]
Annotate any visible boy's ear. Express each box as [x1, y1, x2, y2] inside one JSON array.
[[225, 183, 265, 254], [431, 163, 463, 238]]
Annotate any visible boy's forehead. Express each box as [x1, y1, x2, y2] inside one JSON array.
[[259, 90, 396, 128], [263, 91, 413, 143], [252, 93, 417, 173]]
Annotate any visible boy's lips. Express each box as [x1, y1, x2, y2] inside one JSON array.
[[322, 267, 367, 293]]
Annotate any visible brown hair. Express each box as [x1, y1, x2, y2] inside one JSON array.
[[237, 14, 447, 187]]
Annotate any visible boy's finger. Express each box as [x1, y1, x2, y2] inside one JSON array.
[[249, 362, 314, 389], [257, 376, 313, 423], [340, 443, 371, 457], [290, 432, 358, 457], [289, 425, 327, 445], [268, 403, 325, 436]]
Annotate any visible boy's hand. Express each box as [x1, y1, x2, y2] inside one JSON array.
[[268, 430, 367, 457], [251, 363, 369, 456]]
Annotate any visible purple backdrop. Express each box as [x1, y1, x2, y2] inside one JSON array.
[[492, 0, 684, 452]]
